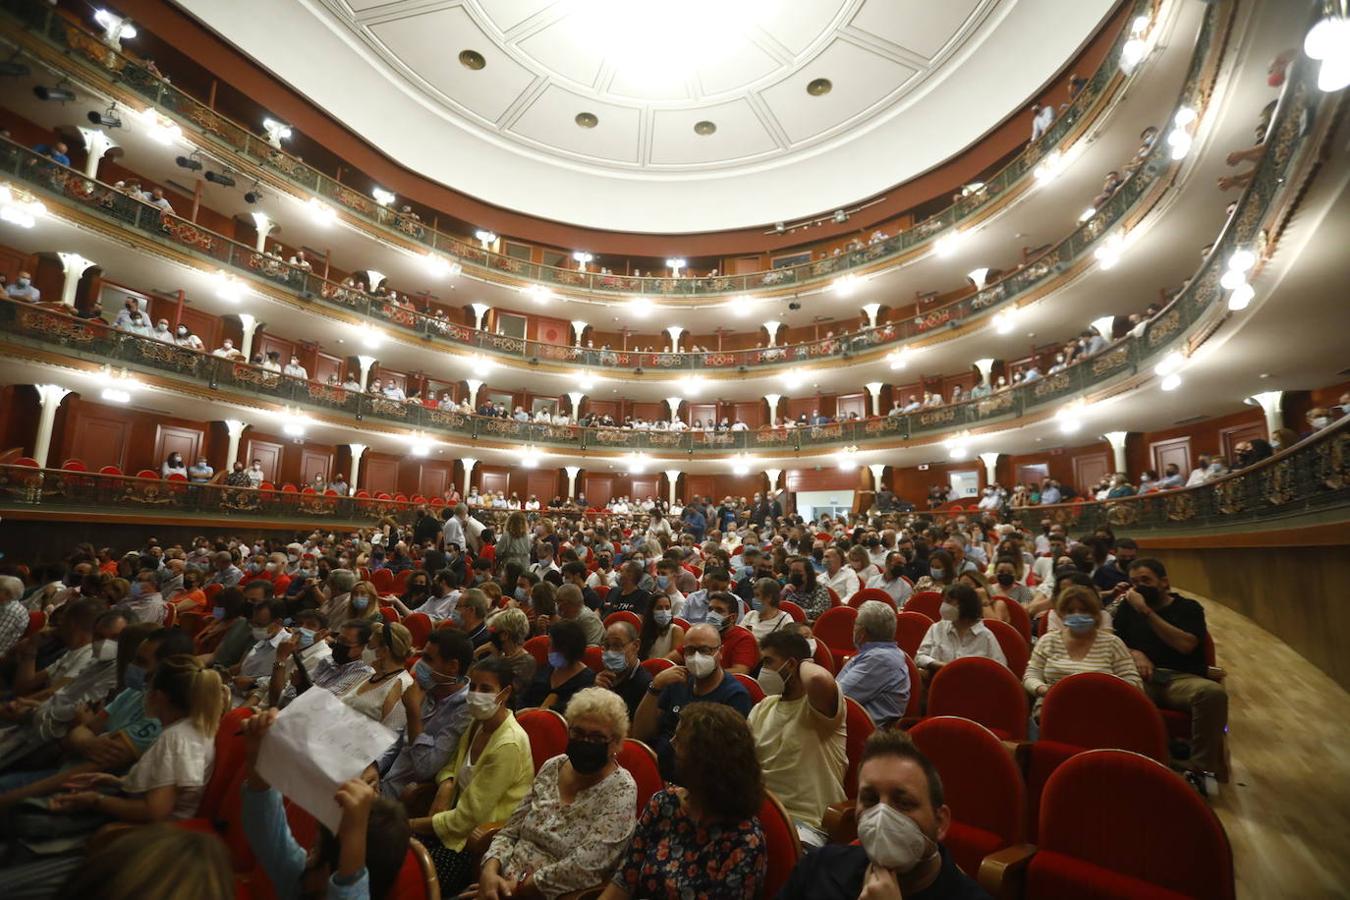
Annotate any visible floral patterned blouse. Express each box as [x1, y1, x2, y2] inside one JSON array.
[[614, 787, 767, 900], [486, 755, 636, 899]]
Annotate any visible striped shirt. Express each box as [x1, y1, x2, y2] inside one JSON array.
[[1024, 629, 1143, 694]]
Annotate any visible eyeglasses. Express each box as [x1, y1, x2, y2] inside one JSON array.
[[567, 728, 609, 743]]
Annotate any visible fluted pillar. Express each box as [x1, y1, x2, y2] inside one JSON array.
[[33, 384, 71, 467], [664, 470, 680, 507], [348, 443, 367, 490], [764, 393, 781, 426], [77, 128, 118, 179], [224, 419, 248, 469], [1249, 391, 1284, 438], [565, 466, 581, 500], [57, 253, 95, 307], [1103, 432, 1129, 474]]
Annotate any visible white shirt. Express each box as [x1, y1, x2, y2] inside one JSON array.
[[442, 517, 466, 550], [821, 566, 860, 601], [915, 620, 1008, 670], [866, 573, 914, 605], [239, 628, 290, 681], [586, 569, 619, 589], [1031, 105, 1055, 139], [283, 364, 309, 379], [121, 718, 214, 820]]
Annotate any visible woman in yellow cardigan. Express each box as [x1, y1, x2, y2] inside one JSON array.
[[409, 655, 534, 895]]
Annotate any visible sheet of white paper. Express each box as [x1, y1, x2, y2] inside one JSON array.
[[256, 687, 397, 832]]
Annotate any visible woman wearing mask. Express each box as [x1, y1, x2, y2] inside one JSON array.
[[984, 559, 1029, 623], [410, 657, 534, 896], [1024, 585, 1142, 718], [915, 585, 1007, 680], [480, 608, 536, 708], [911, 548, 956, 595], [638, 593, 685, 661], [197, 587, 250, 662], [602, 703, 767, 900], [522, 620, 595, 711], [161, 452, 187, 479], [343, 621, 414, 729], [783, 556, 831, 623], [741, 577, 793, 643], [330, 579, 381, 625], [477, 687, 637, 899], [386, 571, 432, 618], [498, 513, 532, 574], [170, 569, 207, 614]]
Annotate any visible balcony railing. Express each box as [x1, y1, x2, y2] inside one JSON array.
[[0, 0, 1161, 299], [1006, 418, 1350, 533]]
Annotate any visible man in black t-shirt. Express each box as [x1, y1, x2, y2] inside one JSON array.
[[1113, 558, 1228, 779], [602, 559, 651, 619]]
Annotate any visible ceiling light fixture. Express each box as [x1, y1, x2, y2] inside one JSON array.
[[1121, 14, 1151, 72], [1305, 10, 1350, 92], [575, 112, 598, 128], [1227, 281, 1255, 311], [832, 274, 861, 297], [933, 231, 964, 258], [1033, 150, 1066, 183], [520, 446, 542, 468], [424, 253, 461, 279], [0, 186, 43, 228], [204, 169, 235, 187], [836, 445, 859, 471], [807, 77, 833, 96], [992, 308, 1019, 335], [1166, 107, 1197, 160], [94, 9, 137, 45], [665, 257, 686, 276], [628, 296, 653, 318], [886, 347, 910, 370], [572, 251, 593, 269], [781, 370, 806, 390], [213, 270, 245, 301], [473, 229, 497, 248], [262, 117, 292, 148], [694, 120, 716, 135], [136, 106, 182, 145], [625, 452, 649, 475], [524, 285, 553, 303], [679, 375, 704, 397], [372, 187, 396, 207], [1093, 232, 1125, 269], [729, 295, 752, 318], [305, 198, 336, 226], [87, 103, 122, 128], [458, 49, 486, 70], [731, 454, 751, 476]]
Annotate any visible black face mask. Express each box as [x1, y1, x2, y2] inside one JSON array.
[[889, 565, 905, 580], [811, 549, 824, 561], [996, 572, 1015, 587], [489, 629, 506, 651], [330, 643, 353, 665], [1135, 584, 1164, 608], [788, 573, 804, 587], [566, 737, 609, 774]]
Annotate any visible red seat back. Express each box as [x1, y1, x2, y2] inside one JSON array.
[[842, 697, 875, 799], [894, 611, 931, 658], [759, 790, 803, 900], [904, 591, 944, 620], [1028, 750, 1235, 900], [582, 645, 604, 673], [594, 584, 610, 601], [370, 569, 395, 594], [732, 672, 765, 704], [204, 583, 223, 600], [99, 464, 122, 476], [983, 618, 1030, 680], [517, 708, 568, 772], [617, 739, 664, 815], [136, 469, 159, 480], [910, 716, 1026, 876], [14, 457, 39, 467], [848, 587, 895, 610], [825, 586, 842, 607], [604, 610, 642, 632], [392, 570, 412, 593], [812, 640, 835, 674], [523, 635, 550, 668], [927, 656, 1028, 740], [377, 606, 400, 624], [199, 708, 255, 822], [778, 600, 805, 623], [640, 657, 673, 678], [24, 609, 47, 638], [1040, 673, 1168, 761], [391, 839, 437, 900], [61, 458, 87, 471], [903, 653, 922, 718], [813, 606, 857, 669], [1003, 597, 1032, 643], [403, 612, 433, 650]]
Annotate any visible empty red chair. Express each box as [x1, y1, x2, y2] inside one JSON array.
[[640, 657, 673, 678], [759, 790, 803, 900], [13, 456, 39, 467], [842, 696, 875, 799], [594, 584, 610, 601], [910, 716, 1028, 880], [903, 653, 922, 718], [617, 739, 664, 815], [403, 612, 433, 650], [61, 458, 87, 471], [999, 598, 1032, 644], [24, 609, 46, 638], [778, 600, 806, 623], [927, 656, 1028, 740], [905, 591, 945, 620], [377, 606, 400, 624], [848, 587, 896, 610], [983, 618, 1030, 680], [812, 606, 857, 672], [390, 839, 438, 900], [392, 570, 412, 594], [604, 610, 642, 632], [1026, 750, 1235, 900], [895, 610, 932, 658], [98, 464, 122, 476], [517, 708, 568, 771], [1042, 673, 1169, 761], [369, 568, 395, 595], [732, 672, 766, 704], [582, 645, 604, 673], [523, 635, 550, 668], [136, 469, 159, 480], [825, 586, 842, 607], [811, 640, 835, 674]]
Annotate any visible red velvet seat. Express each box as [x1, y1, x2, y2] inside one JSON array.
[[927, 656, 1028, 740], [1041, 673, 1169, 762], [842, 696, 875, 799], [778, 600, 806, 623], [812, 640, 835, 674], [903, 652, 922, 718], [582, 645, 604, 673], [758, 790, 803, 900], [392, 569, 412, 593], [813, 606, 857, 673], [640, 657, 673, 678], [98, 464, 122, 476], [61, 458, 87, 471], [983, 618, 1030, 680], [377, 606, 400, 623], [1026, 750, 1235, 900], [369, 568, 395, 594], [136, 468, 159, 480], [604, 610, 642, 632], [13, 456, 39, 467], [516, 708, 568, 772], [848, 587, 895, 610], [523, 635, 550, 668], [826, 586, 842, 607], [617, 739, 664, 815], [1002, 597, 1032, 644], [732, 672, 766, 704], [403, 612, 433, 650], [24, 609, 46, 638], [390, 839, 438, 900], [904, 590, 945, 620], [910, 716, 1027, 879], [895, 610, 932, 658]]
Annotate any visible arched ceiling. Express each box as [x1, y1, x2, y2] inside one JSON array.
[[176, 0, 1117, 233]]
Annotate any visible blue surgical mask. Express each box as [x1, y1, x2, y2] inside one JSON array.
[[930, 567, 946, 581], [130, 581, 145, 599], [705, 610, 726, 629], [123, 663, 147, 691], [296, 628, 316, 649], [656, 575, 670, 590], [601, 649, 628, 672], [514, 587, 527, 602], [654, 610, 672, 628], [547, 650, 567, 669], [1064, 613, 1097, 635], [413, 659, 437, 689], [213, 606, 226, 619], [351, 595, 369, 612]]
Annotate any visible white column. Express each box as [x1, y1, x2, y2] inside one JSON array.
[[32, 384, 71, 468], [1249, 391, 1284, 438], [867, 463, 886, 494], [470, 303, 490, 331], [356, 355, 377, 391], [665, 397, 682, 422], [571, 321, 588, 346], [861, 303, 881, 329], [765, 469, 782, 499], [348, 443, 367, 490], [461, 458, 478, 497], [567, 392, 584, 420], [865, 382, 883, 417], [250, 213, 274, 252], [1103, 432, 1129, 474], [364, 270, 387, 293], [764, 393, 782, 427], [664, 469, 680, 507], [973, 358, 995, 386], [763, 320, 783, 347], [978, 452, 1000, 486], [56, 253, 95, 307], [77, 128, 118, 179], [665, 326, 683, 351], [466, 379, 483, 409], [223, 419, 247, 469], [565, 466, 581, 500], [238, 314, 260, 359]]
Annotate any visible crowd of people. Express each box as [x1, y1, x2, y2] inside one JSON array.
[[0, 486, 1235, 898]]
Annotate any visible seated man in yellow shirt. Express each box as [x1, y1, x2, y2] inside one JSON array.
[[747, 630, 847, 848]]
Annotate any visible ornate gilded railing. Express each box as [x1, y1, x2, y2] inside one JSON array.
[[0, 0, 1150, 299], [1007, 418, 1350, 533]]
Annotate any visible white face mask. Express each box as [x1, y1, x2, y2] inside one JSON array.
[[686, 650, 717, 680], [756, 661, 791, 697], [361, 647, 378, 666], [857, 802, 936, 872], [939, 602, 959, 622], [91, 639, 118, 662], [465, 689, 501, 720]]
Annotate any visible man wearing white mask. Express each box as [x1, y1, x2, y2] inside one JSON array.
[[779, 730, 989, 899], [748, 630, 846, 848], [230, 598, 290, 706]]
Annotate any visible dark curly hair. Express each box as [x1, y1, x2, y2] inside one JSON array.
[[673, 703, 763, 822]]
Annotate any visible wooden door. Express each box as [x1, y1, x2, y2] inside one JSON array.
[[584, 474, 613, 508], [68, 410, 129, 470], [684, 475, 715, 502], [1220, 422, 1268, 460], [299, 448, 332, 485], [154, 425, 203, 469], [1073, 451, 1112, 495], [837, 393, 867, 419], [526, 471, 558, 502], [419, 465, 449, 499], [364, 457, 399, 495], [244, 439, 283, 483], [255, 334, 293, 365], [314, 352, 343, 385], [479, 468, 510, 496], [688, 404, 716, 427], [1015, 463, 1050, 487], [631, 477, 659, 502], [178, 307, 218, 350], [1149, 438, 1191, 478]]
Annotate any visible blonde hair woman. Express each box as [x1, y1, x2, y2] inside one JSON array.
[[333, 579, 382, 624], [1024, 585, 1142, 718], [498, 511, 532, 573], [61, 823, 233, 899], [480, 607, 537, 706], [343, 621, 413, 729]]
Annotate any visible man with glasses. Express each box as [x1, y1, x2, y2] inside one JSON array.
[[454, 589, 491, 648], [594, 621, 651, 719], [271, 619, 374, 709], [632, 623, 752, 779]]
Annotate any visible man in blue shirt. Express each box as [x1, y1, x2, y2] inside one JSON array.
[[378, 629, 472, 800], [837, 600, 912, 725], [681, 503, 707, 541], [680, 565, 730, 625], [33, 141, 69, 166]]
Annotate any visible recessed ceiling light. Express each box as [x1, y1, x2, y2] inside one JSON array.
[[575, 112, 598, 128], [807, 77, 832, 96], [458, 50, 485, 70], [694, 120, 716, 136]]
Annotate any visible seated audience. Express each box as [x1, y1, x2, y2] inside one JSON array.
[[915, 585, 1008, 677], [595, 619, 651, 718], [377, 629, 474, 801], [838, 600, 913, 726], [742, 576, 794, 642], [637, 592, 685, 660], [343, 621, 414, 729], [1024, 585, 1143, 717], [521, 619, 596, 710]]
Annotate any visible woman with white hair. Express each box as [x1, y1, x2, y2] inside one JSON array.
[[476, 687, 637, 898]]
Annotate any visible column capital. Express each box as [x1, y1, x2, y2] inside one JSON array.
[[973, 358, 995, 384], [864, 382, 883, 396], [238, 313, 259, 332], [462, 457, 478, 471], [564, 465, 582, 478], [56, 252, 95, 275], [357, 355, 378, 370], [34, 384, 72, 407], [223, 419, 248, 438], [365, 270, 387, 292], [348, 443, 368, 457], [1248, 390, 1283, 413], [765, 468, 783, 491], [466, 378, 483, 390], [1102, 431, 1129, 449], [861, 303, 881, 327], [570, 320, 588, 345], [664, 397, 682, 421]]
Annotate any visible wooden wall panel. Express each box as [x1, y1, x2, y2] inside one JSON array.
[[364, 457, 400, 495], [244, 439, 283, 483], [786, 468, 864, 492], [837, 394, 867, 419], [479, 467, 510, 496], [583, 474, 613, 508], [419, 464, 449, 499], [684, 475, 716, 502], [630, 477, 659, 502], [1219, 422, 1267, 460], [255, 333, 293, 366], [526, 470, 558, 502], [70, 412, 130, 471], [298, 448, 332, 484], [1149, 437, 1191, 477], [1072, 451, 1111, 495], [154, 425, 203, 468]]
